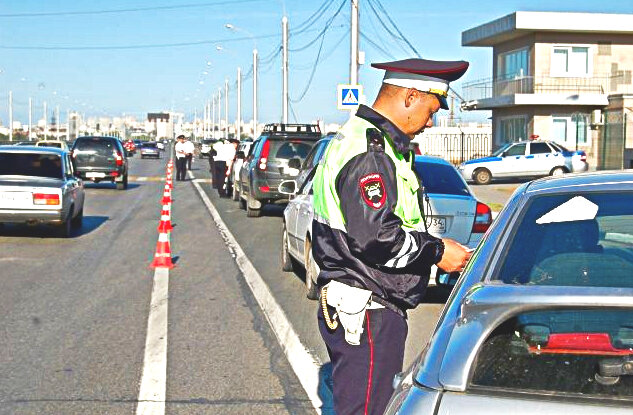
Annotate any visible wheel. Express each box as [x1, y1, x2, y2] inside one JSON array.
[[246, 193, 261, 218], [71, 206, 83, 230], [239, 192, 246, 210], [550, 166, 566, 177], [304, 239, 319, 300], [57, 210, 73, 238], [232, 180, 240, 201], [473, 168, 492, 185], [281, 225, 295, 272], [116, 175, 128, 190]]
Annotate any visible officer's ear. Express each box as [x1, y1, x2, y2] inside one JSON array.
[[404, 88, 418, 109]]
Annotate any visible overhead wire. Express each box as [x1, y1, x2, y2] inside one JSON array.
[[289, 0, 346, 52], [291, 29, 347, 70], [360, 30, 396, 60], [290, 0, 336, 35], [370, 0, 421, 57]]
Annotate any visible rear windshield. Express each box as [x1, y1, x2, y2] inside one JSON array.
[[142, 143, 157, 148], [0, 153, 63, 179], [495, 192, 633, 287], [414, 160, 470, 196], [73, 138, 116, 155], [38, 142, 62, 148], [270, 140, 313, 160]]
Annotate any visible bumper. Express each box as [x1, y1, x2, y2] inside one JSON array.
[[0, 209, 64, 224], [77, 170, 124, 181]]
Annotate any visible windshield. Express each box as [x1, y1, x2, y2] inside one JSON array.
[[494, 192, 633, 287], [414, 160, 470, 196], [492, 143, 512, 157], [0, 153, 63, 179]]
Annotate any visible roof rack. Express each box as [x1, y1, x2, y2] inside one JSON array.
[[262, 123, 321, 135]]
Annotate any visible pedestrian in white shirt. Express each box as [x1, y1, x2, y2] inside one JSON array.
[[184, 138, 195, 170], [174, 135, 188, 181]]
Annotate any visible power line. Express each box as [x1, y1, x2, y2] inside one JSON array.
[[289, 0, 346, 52], [0, 0, 266, 18], [370, 0, 421, 57], [360, 31, 396, 60], [292, 29, 347, 70], [364, 3, 408, 57], [290, 0, 336, 35]]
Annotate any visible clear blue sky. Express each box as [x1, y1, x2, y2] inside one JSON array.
[[0, 0, 630, 126]]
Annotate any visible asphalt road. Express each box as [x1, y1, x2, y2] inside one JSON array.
[[0, 152, 519, 415]]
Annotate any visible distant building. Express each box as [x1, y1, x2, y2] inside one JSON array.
[[461, 11, 633, 169], [147, 112, 173, 140]]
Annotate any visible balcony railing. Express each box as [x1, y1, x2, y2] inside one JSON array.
[[462, 74, 619, 102]]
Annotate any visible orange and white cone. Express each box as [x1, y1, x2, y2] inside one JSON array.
[[161, 190, 172, 205], [157, 213, 173, 233], [160, 203, 171, 218], [150, 232, 175, 269]]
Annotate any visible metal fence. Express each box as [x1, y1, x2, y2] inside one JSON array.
[[415, 132, 492, 166], [600, 110, 630, 170]]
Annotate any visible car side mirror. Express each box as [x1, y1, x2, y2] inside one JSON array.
[[288, 157, 302, 170], [278, 180, 297, 195], [236, 150, 245, 160]]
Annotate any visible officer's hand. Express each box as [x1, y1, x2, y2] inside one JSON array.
[[436, 239, 472, 273]]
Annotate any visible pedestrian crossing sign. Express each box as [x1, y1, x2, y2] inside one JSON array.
[[337, 84, 363, 110]]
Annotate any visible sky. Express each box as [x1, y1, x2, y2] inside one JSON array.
[[0, 0, 632, 127]]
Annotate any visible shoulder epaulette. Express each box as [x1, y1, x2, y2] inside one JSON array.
[[366, 128, 385, 152]]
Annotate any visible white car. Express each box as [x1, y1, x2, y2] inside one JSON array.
[[281, 155, 493, 299], [199, 139, 215, 158], [459, 140, 589, 185], [230, 140, 253, 201]]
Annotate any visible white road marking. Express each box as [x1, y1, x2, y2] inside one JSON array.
[[188, 171, 330, 414], [136, 266, 169, 415]]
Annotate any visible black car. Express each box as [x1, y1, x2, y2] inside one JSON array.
[[238, 123, 321, 217], [71, 136, 129, 190]]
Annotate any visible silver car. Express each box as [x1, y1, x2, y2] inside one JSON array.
[[0, 146, 85, 237], [385, 171, 633, 414], [458, 140, 589, 185]]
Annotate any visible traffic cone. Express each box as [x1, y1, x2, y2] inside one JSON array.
[[157, 213, 173, 233], [160, 203, 171, 218], [150, 232, 175, 269], [161, 190, 172, 205]]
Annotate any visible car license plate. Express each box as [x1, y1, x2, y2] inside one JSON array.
[[86, 172, 105, 178], [0, 191, 31, 207], [428, 217, 446, 234]]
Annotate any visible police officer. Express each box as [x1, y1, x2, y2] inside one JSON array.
[[174, 134, 188, 181], [312, 58, 472, 415]]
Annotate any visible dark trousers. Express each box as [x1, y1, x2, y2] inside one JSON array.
[[213, 160, 227, 194], [186, 154, 193, 170], [175, 157, 187, 181], [318, 303, 407, 415]]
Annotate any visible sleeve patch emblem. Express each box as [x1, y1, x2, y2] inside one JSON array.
[[359, 173, 386, 209]]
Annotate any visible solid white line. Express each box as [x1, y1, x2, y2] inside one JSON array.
[[188, 171, 329, 414], [136, 266, 169, 415]]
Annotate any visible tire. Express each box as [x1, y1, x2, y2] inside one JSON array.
[[232, 180, 240, 201], [246, 193, 261, 218], [550, 166, 567, 177], [473, 168, 492, 185], [304, 239, 319, 300], [57, 209, 73, 238], [71, 206, 83, 230], [116, 175, 128, 190], [281, 225, 295, 272], [239, 194, 246, 210]]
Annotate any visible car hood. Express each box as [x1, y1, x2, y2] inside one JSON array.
[[0, 176, 65, 188]]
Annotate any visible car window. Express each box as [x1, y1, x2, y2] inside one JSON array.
[[529, 142, 552, 154], [270, 140, 313, 160], [470, 308, 633, 399], [505, 143, 526, 156], [249, 139, 264, 160], [494, 192, 633, 287], [492, 143, 512, 157], [298, 178, 313, 195], [64, 155, 74, 177], [413, 160, 470, 196], [38, 142, 62, 148], [0, 153, 63, 179], [74, 138, 115, 155]]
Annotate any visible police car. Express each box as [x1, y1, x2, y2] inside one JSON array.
[[458, 140, 588, 185]]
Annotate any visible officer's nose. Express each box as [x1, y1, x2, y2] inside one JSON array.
[[425, 117, 434, 128]]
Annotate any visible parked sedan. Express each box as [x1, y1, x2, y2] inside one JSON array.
[[384, 171, 633, 415], [139, 142, 161, 159], [0, 146, 84, 237], [280, 155, 492, 299], [459, 140, 588, 185]]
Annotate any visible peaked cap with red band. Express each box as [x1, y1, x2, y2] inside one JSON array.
[[371, 58, 469, 110]]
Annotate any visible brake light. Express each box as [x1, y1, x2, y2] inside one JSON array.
[[33, 193, 60, 205], [529, 333, 631, 356], [111, 171, 119, 177], [259, 186, 270, 192], [472, 202, 492, 233], [114, 151, 124, 166], [258, 140, 270, 170], [580, 154, 587, 162]]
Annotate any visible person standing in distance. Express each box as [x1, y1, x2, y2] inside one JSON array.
[[174, 135, 188, 181], [184, 136, 195, 170], [312, 58, 472, 415]]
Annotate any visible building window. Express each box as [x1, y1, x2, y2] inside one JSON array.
[[500, 48, 529, 80], [552, 114, 589, 148], [551, 46, 590, 77], [499, 117, 527, 144]]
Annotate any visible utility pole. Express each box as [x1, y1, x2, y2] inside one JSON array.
[[66, 109, 70, 141], [43, 101, 48, 140], [212, 95, 216, 139], [56, 105, 60, 140], [8, 91, 13, 142], [224, 78, 229, 140], [28, 97, 33, 141], [282, 16, 289, 123], [253, 49, 258, 137], [237, 67, 242, 141], [218, 87, 222, 138], [350, 0, 360, 86], [194, 108, 198, 141]]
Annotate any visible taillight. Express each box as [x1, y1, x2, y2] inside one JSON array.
[[33, 193, 60, 205], [259, 186, 270, 192], [114, 151, 124, 166], [258, 140, 270, 170], [472, 202, 492, 233]]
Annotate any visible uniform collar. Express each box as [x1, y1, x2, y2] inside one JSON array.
[[355, 104, 411, 155]]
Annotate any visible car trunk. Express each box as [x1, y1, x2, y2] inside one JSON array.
[[0, 177, 63, 210], [264, 139, 315, 186], [425, 194, 476, 244]]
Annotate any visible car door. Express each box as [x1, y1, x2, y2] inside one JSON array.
[[527, 142, 556, 175], [497, 142, 528, 177], [295, 180, 315, 264], [241, 139, 262, 193]]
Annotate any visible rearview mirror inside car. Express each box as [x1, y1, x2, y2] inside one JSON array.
[[278, 180, 297, 195], [288, 157, 302, 170]]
